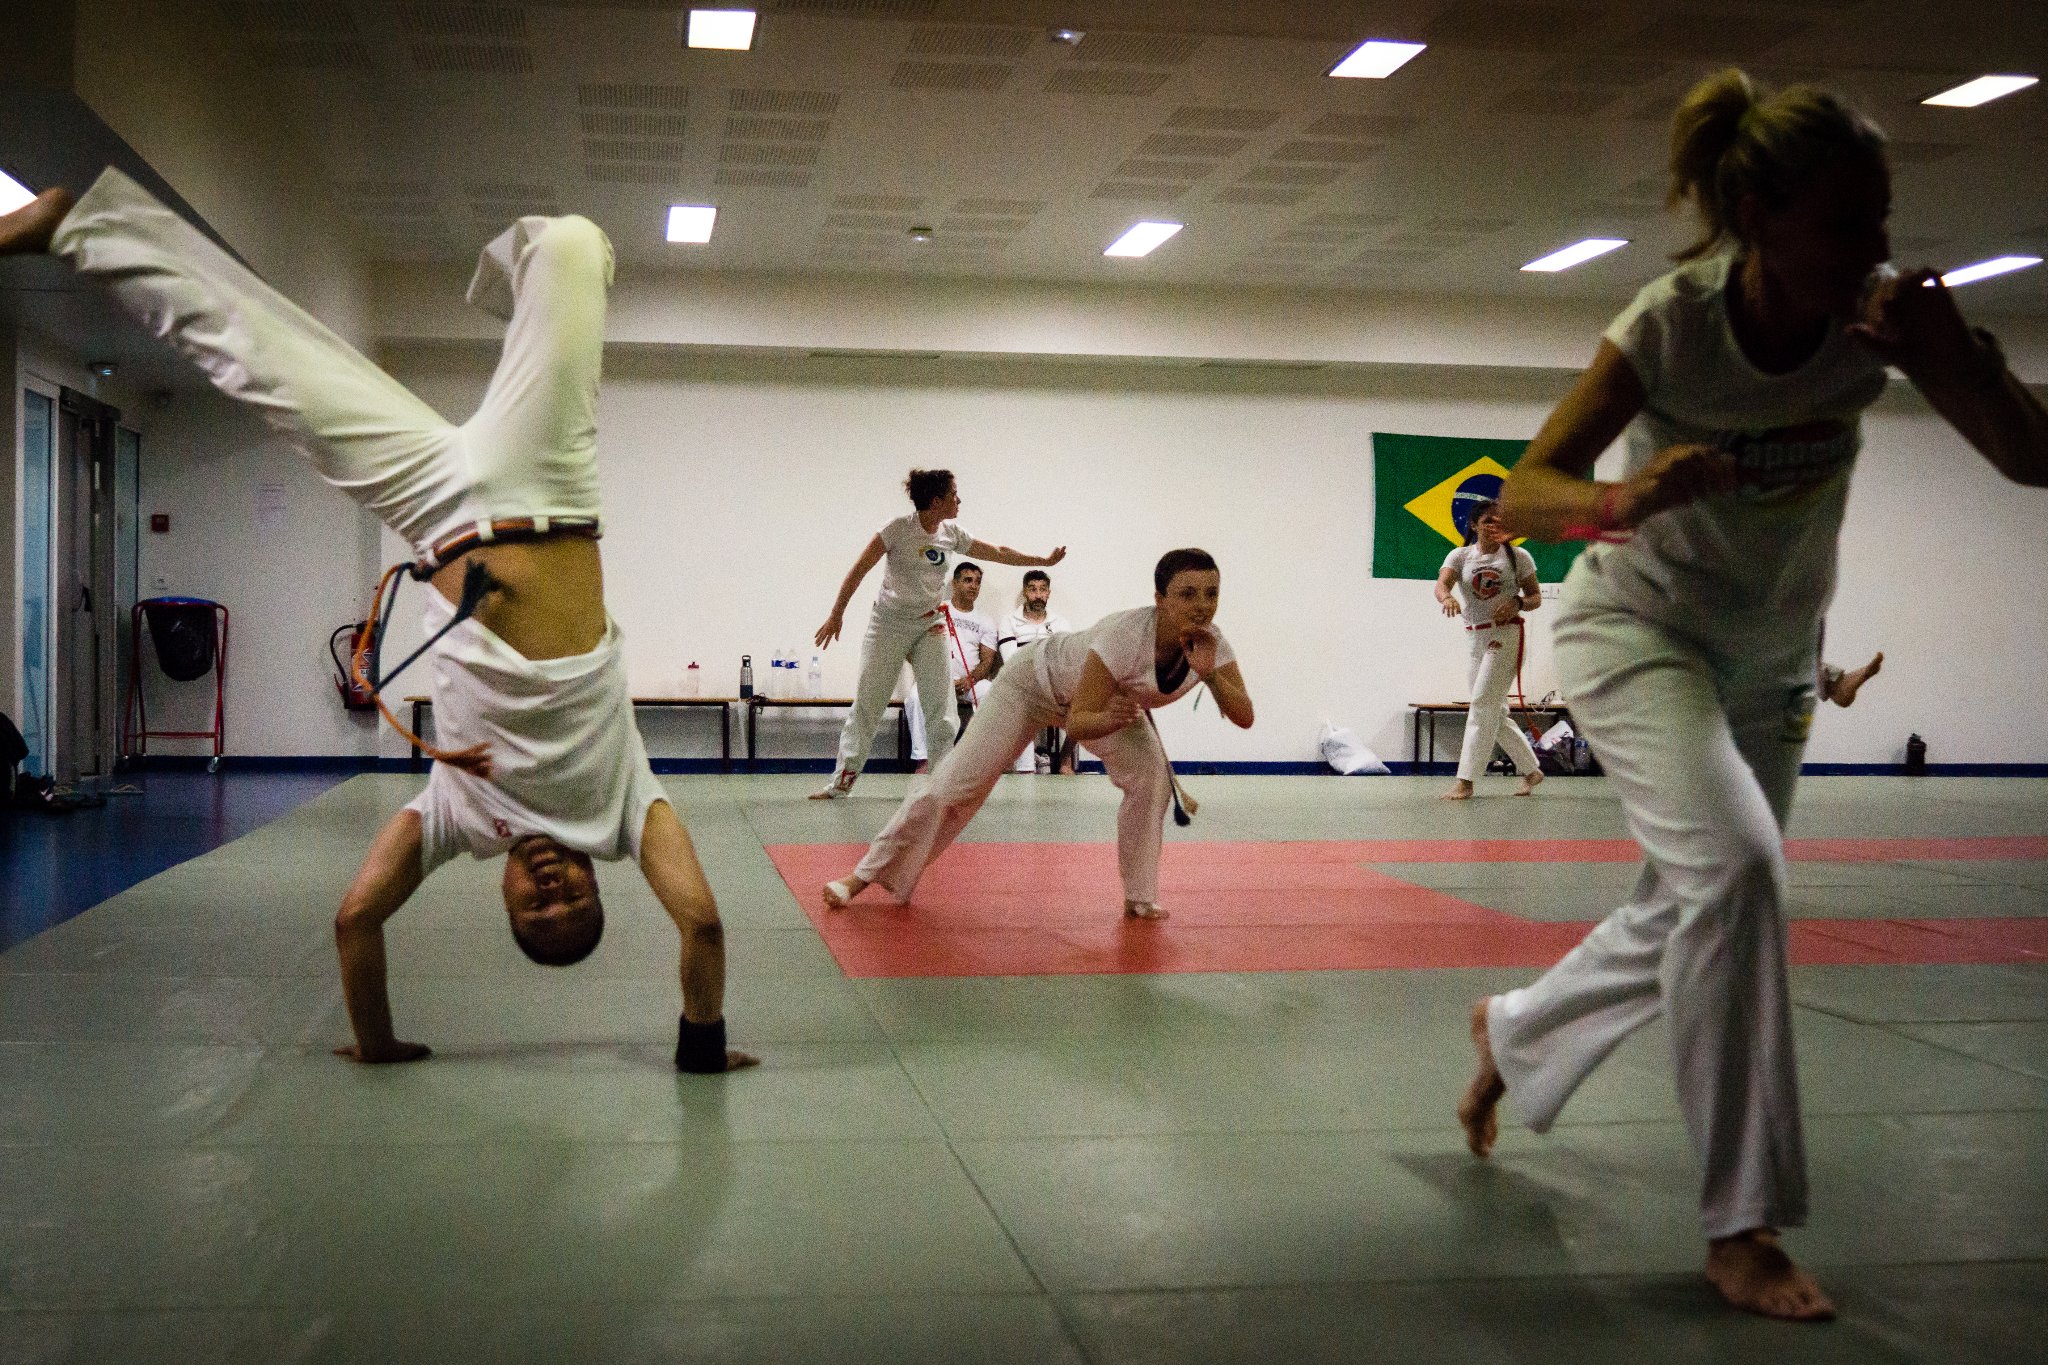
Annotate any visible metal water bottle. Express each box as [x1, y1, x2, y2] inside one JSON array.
[[1905, 733, 1926, 775], [739, 654, 754, 699]]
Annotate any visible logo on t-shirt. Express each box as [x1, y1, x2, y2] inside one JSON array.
[[922, 546, 945, 564], [1723, 420, 1857, 503], [1472, 566, 1506, 599]]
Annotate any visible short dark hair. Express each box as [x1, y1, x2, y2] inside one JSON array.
[[952, 560, 982, 582], [510, 902, 605, 967], [1154, 548, 1218, 595], [1022, 569, 1050, 588], [905, 468, 955, 510]]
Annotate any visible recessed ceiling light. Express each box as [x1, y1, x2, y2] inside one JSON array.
[[1922, 75, 2037, 108], [0, 168, 35, 215], [1521, 238, 1629, 272], [1939, 254, 2042, 286], [1049, 27, 1085, 46], [1104, 221, 1183, 257], [666, 205, 717, 243], [1329, 40, 1426, 80], [686, 9, 756, 51], [907, 225, 934, 243]]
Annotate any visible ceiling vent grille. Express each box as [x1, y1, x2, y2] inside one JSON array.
[[411, 42, 534, 74], [953, 197, 1044, 215], [1429, 215, 1513, 233], [770, 0, 941, 14], [1240, 166, 1342, 186], [1268, 140, 1380, 163], [396, 5, 527, 39], [585, 138, 691, 163], [1276, 228, 1365, 244], [731, 89, 843, 115], [724, 115, 832, 141], [586, 164, 685, 185], [465, 182, 562, 219], [1167, 106, 1280, 132], [1303, 113, 1417, 138], [720, 143, 823, 166], [905, 25, 1033, 58], [715, 168, 814, 188], [1045, 70, 1172, 97], [1090, 181, 1190, 200], [1072, 34, 1202, 66], [1301, 211, 1395, 229], [834, 193, 924, 210], [890, 61, 1014, 91], [1215, 185, 1307, 206], [1139, 133, 1248, 158], [1116, 158, 1215, 181], [580, 84, 689, 110], [580, 111, 687, 136], [824, 212, 905, 228]]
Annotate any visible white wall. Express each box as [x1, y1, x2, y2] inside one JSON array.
[[369, 345, 2048, 768]]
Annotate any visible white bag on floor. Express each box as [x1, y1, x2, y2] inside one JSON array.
[[1318, 721, 1390, 775]]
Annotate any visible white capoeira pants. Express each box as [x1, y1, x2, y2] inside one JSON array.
[[51, 167, 611, 556], [854, 657, 1172, 902], [837, 613, 956, 775], [906, 677, 988, 761], [1457, 620, 1539, 782], [1488, 579, 1815, 1239]]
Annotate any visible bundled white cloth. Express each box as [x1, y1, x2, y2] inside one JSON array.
[[1318, 721, 1389, 775]]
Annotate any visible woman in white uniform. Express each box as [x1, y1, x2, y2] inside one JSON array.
[[1435, 499, 1543, 799], [811, 470, 1063, 798], [1458, 70, 2048, 1321], [822, 549, 1254, 920]]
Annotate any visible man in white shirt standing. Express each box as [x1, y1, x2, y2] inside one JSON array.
[[999, 570, 1073, 772], [906, 561, 999, 763]]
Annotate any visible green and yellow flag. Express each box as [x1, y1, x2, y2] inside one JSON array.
[[1371, 432, 1586, 581]]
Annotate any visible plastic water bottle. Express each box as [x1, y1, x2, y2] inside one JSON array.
[[807, 652, 823, 699], [739, 654, 753, 699], [684, 661, 700, 697], [767, 648, 783, 698]]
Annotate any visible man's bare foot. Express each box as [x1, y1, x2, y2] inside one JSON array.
[[809, 770, 856, 800], [1456, 998, 1505, 1158], [1124, 900, 1169, 920], [1706, 1230, 1836, 1321], [1441, 780, 1474, 801], [0, 188, 75, 255], [823, 876, 868, 909], [1828, 651, 1884, 708], [1513, 770, 1544, 797]]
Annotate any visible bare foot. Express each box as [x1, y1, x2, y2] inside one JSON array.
[[1828, 651, 1884, 708], [1440, 780, 1474, 801], [809, 770, 856, 800], [0, 187, 74, 256], [1124, 900, 1169, 920], [1706, 1230, 1836, 1321], [1456, 998, 1505, 1158], [822, 876, 868, 909], [1513, 770, 1544, 797]]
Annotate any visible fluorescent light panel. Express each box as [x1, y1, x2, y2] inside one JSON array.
[[0, 168, 34, 215], [666, 204, 717, 243], [687, 9, 756, 50], [1940, 255, 2042, 286], [1104, 221, 1182, 257], [1922, 74, 2037, 108], [1521, 238, 1629, 272], [1330, 39, 1425, 79]]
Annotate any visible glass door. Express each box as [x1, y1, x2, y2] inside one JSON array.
[[19, 388, 54, 777]]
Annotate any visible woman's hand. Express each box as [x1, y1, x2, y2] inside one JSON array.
[[814, 614, 843, 649], [1440, 596, 1460, 618], [1617, 443, 1739, 524], [1099, 691, 1142, 731], [1848, 267, 1979, 378], [1044, 546, 1068, 566], [1490, 597, 1521, 626], [1185, 628, 1219, 678], [438, 743, 493, 780]]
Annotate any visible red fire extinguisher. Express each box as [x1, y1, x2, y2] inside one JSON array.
[[330, 622, 376, 711]]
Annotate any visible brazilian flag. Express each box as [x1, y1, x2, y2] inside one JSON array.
[[1371, 432, 1587, 581]]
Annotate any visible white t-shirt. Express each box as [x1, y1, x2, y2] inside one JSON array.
[[999, 608, 1071, 659], [941, 604, 999, 681], [405, 592, 665, 875], [1035, 606, 1236, 711], [1586, 252, 1889, 635], [1441, 544, 1536, 626], [874, 514, 976, 621]]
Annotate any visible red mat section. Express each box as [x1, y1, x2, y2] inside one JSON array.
[[766, 839, 2048, 979]]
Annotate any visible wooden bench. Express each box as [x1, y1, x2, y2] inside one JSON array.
[[745, 696, 911, 771], [1410, 700, 1570, 767]]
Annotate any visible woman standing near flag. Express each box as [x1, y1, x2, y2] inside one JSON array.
[[1458, 68, 2048, 1322], [1434, 497, 1544, 799]]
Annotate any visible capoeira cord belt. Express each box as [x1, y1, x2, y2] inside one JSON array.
[[940, 604, 980, 714], [349, 518, 600, 763]]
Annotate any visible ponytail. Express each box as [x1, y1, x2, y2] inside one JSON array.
[[1666, 68, 1887, 262]]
